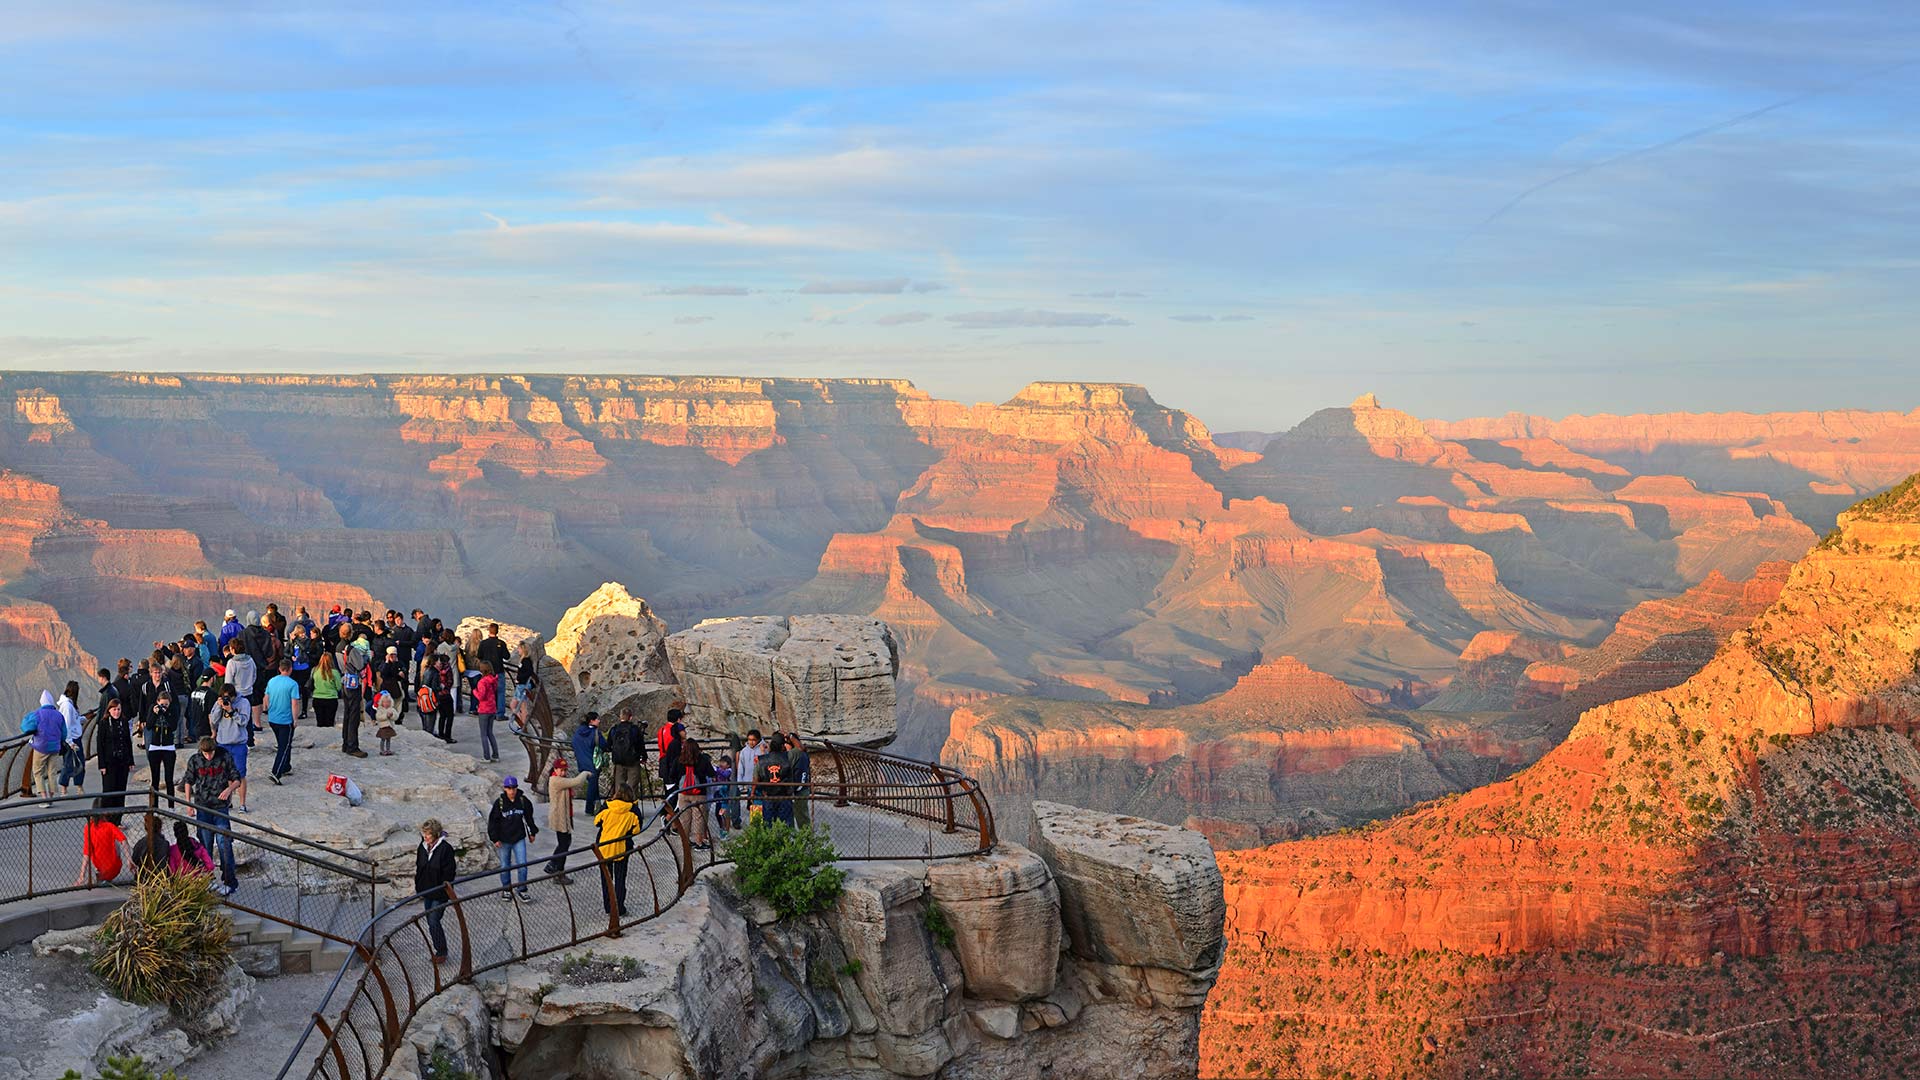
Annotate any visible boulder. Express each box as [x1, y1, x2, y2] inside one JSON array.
[[824, 863, 959, 1039], [387, 985, 495, 1080], [665, 615, 900, 745], [547, 582, 674, 693], [456, 616, 577, 723], [579, 681, 679, 733], [925, 844, 1061, 1002], [1030, 802, 1225, 1005]]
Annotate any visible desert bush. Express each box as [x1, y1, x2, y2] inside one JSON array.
[[92, 868, 232, 1007], [726, 820, 846, 919], [60, 1055, 183, 1080]]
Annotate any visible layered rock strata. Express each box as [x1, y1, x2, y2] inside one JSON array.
[[666, 615, 900, 745]]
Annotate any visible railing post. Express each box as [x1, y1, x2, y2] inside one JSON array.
[[826, 744, 850, 806], [600, 855, 621, 938], [145, 787, 161, 865], [926, 762, 958, 834], [449, 884, 474, 980]]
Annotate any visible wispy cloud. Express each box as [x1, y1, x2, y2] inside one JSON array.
[[1170, 313, 1255, 323], [673, 315, 715, 325], [796, 277, 944, 294], [658, 284, 752, 296], [1072, 290, 1148, 299], [947, 309, 1132, 329], [875, 310, 932, 326]]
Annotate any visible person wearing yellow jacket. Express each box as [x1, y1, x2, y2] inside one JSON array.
[[593, 788, 639, 917]]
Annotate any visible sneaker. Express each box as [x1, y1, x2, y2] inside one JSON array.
[[236, 805, 250, 814], [268, 774, 281, 786], [348, 749, 368, 758], [517, 889, 533, 902], [500, 892, 514, 903]]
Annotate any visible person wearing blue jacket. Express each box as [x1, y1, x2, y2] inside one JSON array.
[[28, 690, 65, 806], [572, 711, 605, 816]]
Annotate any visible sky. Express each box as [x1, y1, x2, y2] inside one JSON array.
[[1, 2, 1917, 430]]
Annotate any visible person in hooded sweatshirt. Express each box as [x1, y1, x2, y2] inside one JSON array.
[[28, 690, 66, 806], [57, 681, 86, 797]]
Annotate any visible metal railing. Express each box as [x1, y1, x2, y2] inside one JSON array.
[[0, 708, 98, 800], [0, 788, 386, 942], [279, 752, 995, 1079]]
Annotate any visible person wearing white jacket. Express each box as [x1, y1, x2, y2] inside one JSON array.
[[57, 680, 85, 796]]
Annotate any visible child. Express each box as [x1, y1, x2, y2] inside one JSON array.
[[373, 689, 401, 756], [168, 820, 215, 876], [76, 805, 132, 886]]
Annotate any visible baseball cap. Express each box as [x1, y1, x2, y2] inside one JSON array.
[[502, 776, 518, 788], [224, 609, 236, 618]]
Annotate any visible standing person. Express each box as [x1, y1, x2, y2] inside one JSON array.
[[310, 651, 342, 730], [592, 786, 638, 917], [373, 688, 400, 756], [184, 736, 241, 895], [390, 615, 417, 693], [543, 757, 593, 878], [655, 720, 684, 831], [473, 663, 500, 763], [477, 624, 511, 708], [784, 732, 813, 830], [429, 655, 455, 740], [435, 628, 459, 710], [28, 690, 64, 806], [673, 736, 716, 849], [340, 634, 371, 758], [57, 681, 86, 797], [461, 629, 484, 714], [96, 696, 135, 808], [223, 642, 258, 747], [380, 646, 408, 722], [184, 674, 217, 743], [287, 624, 317, 720], [414, 662, 442, 735], [604, 710, 646, 805], [415, 819, 457, 965], [217, 609, 243, 651], [241, 613, 273, 707], [193, 620, 217, 673], [755, 733, 793, 826], [736, 729, 764, 828], [140, 688, 179, 798], [572, 712, 605, 815], [264, 660, 300, 785], [710, 754, 736, 841], [211, 686, 252, 814], [487, 776, 538, 902], [513, 642, 537, 705]]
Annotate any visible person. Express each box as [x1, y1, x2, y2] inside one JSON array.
[[57, 680, 86, 797], [212, 686, 252, 814], [28, 690, 65, 806], [414, 664, 442, 735], [167, 820, 215, 877], [755, 733, 793, 826], [311, 650, 342, 730], [390, 614, 417, 690], [736, 729, 764, 827], [784, 731, 813, 830], [711, 754, 736, 840], [373, 689, 400, 755], [129, 824, 171, 876], [76, 805, 132, 886], [543, 756, 593, 878], [264, 660, 300, 784], [380, 645, 408, 720], [477, 624, 511, 716], [473, 663, 500, 762], [184, 736, 242, 894], [217, 609, 243, 650], [184, 673, 217, 743], [224, 642, 258, 745], [415, 818, 458, 965], [514, 642, 537, 705], [655, 720, 685, 831], [487, 776, 538, 901], [287, 623, 317, 719], [668, 735, 715, 849], [241, 613, 275, 706], [340, 634, 369, 758], [140, 687, 179, 798], [572, 712, 605, 815], [593, 786, 639, 917], [430, 654, 455, 740], [604, 709, 647, 805], [436, 629, 460, 711], [97, 696, 135, 809], [461, 629, 484, 714]]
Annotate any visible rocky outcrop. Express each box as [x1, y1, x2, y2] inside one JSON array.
[[547, 582, 674, 693], [483, 806, 1223, 1079], [666, 615, 900, 745]]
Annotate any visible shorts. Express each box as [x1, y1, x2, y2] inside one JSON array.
[[220, 741, 248, 778]]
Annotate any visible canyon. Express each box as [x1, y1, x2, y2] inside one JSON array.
[[1200, 474, 1920, 1078]]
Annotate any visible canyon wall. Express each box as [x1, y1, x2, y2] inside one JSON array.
[[1201, 474, 1920, 1079]]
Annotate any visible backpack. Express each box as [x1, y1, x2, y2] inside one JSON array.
[[416, 685, 439, 714], [607, 722, 642, 766]]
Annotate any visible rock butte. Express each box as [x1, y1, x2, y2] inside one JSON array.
[[1201, 474, 1920, 1079]]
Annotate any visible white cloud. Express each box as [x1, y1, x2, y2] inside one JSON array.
[[946, 309, 1131, 329]]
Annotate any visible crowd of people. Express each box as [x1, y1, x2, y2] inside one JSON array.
[[21, 599, 821, 930]]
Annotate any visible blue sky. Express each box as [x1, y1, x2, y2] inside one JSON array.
[[1, 2, 1916, 429]]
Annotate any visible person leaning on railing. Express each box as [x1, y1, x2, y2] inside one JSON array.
[[783, 732, 812, 830], [414, 819, 457, 966]]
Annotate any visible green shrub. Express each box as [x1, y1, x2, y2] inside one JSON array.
[[60, 1056, 183, 1080], [92, 868, 232, 1007], [424, 1049, 478, 1080], [726, 820, 846, 919], [923, 900, 957, 949]]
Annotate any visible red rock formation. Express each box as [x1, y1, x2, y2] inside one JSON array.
[[1201, 476, 1920, 1079]]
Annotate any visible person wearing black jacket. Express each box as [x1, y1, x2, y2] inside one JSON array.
[[414, 818, 458, 963], [486, 776, 538, 901], [477, 625, 511, 716], [94, 667, 117, 725], [96, 696, 135, 808]]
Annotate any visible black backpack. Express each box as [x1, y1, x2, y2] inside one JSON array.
[[607, 721, 642, 766]]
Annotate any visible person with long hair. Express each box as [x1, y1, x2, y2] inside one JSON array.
[[311, 649, 342, 730], [57, 680, 85, 796]]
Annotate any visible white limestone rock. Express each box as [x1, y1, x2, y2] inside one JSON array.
[[665, 615, 900, 746], [548, 582, 674, 694]]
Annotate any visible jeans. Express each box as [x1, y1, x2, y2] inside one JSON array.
[[479, 715, 498, 760], [196, 805, 238, 888], [423, 893, 449, 958], [497, 677, 510, 719], [58, 744, 85, 789], [270, 723, 293, 778], [602, 856, 629, 914], [496, 838, 529, 890]]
